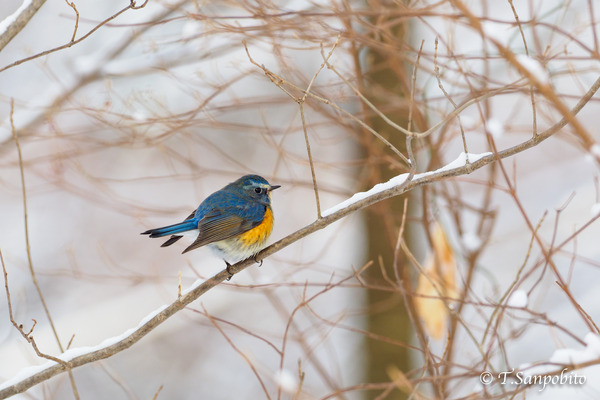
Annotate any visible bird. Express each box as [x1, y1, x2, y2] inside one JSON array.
[[141, 174, 280, 276]]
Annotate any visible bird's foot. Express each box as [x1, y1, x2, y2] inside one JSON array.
[[253, 255, 263, 268], [225, 261, 234, 281]]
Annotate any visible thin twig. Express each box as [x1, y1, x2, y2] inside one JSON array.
[[507, 0, 538, 137], [293, 360, 305, 400], [298, 103, 321, 218], [151, 385, 163, 400], [434, 37, 469, 158], [392, 197, 409, 286], [10, 100, 80, 398], [64, 0, 80, 43], [408, 40, 425, 133], [1, 250, 70, 367], [297, 35, 343, 219], [556, 281, 600, 335]]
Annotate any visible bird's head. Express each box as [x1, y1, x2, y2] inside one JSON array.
[[231, 174, 281, 205]]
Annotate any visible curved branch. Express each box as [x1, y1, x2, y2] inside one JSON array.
[[1, 73, 599, 399]]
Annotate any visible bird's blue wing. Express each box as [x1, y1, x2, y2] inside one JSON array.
[[183, 202, 265, 254]]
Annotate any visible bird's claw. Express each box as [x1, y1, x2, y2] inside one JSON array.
[[253, 255, 263, 267], [225, 261, 234, 281]]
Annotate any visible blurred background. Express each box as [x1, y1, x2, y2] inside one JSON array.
[[1, 1, 600, 399]]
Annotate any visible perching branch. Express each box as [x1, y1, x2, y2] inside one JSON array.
[[0, 0, 48, 53]]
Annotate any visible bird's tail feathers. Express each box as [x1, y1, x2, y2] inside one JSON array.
[[141, 220, 198, 238]]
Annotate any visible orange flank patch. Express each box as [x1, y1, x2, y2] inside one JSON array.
[[238, 207, 274, 247]]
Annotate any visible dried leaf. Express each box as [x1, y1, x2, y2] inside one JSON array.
[[386, 364, 414, 394], [414, 222, 458, 339]]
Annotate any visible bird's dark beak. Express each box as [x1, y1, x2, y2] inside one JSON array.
[[269, 185, 281, 192]]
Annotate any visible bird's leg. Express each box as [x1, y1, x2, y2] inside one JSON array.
[[225, 261, 234, 281], [253, 255, 263, 267]]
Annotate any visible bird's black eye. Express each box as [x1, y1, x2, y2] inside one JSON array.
[[254, 187, 263, 194]]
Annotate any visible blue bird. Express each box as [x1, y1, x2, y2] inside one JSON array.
[[142, 175, 280, 274]]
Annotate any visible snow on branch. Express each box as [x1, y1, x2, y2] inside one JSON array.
[[0, 0, 47, 53], [322, 152, 491, 217]]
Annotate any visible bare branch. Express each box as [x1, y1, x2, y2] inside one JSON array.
[[0, 0, 48, 53]]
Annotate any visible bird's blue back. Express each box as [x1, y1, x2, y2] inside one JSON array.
[[196, 175, 273, 219], [195, 187, 265, 223]]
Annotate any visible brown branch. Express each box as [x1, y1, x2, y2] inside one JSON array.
[[64, 0, 80, 42], [1, 250, 66, 366], [556, 281, 600, 335], [299, 36, 343, 219], [0, 0, 48, 53]]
